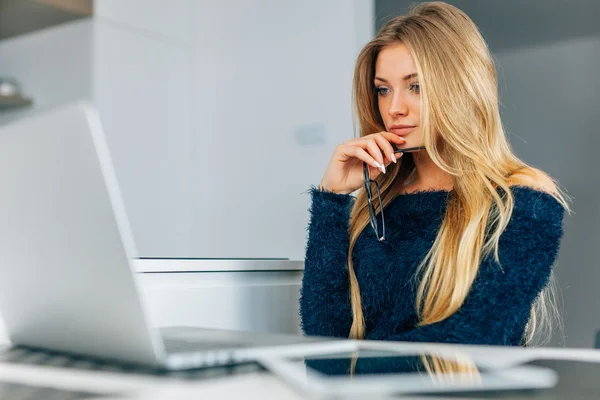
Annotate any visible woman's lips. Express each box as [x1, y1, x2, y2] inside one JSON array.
[[390, 126, 416, 136]]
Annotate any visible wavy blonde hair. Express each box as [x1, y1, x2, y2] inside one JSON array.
[[347, 1, 570, 345], [349, 351, 482, 383]]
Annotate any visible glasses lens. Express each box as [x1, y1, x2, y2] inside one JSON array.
[[367, 196, 377, 232], [368, 180, 385, 240], [363, 163, 385, 241], [374, 182, 385, 240], [363, 163, 371, 196]]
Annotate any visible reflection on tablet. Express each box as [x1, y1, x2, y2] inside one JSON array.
[[260, 345, 558, 397], [304, 351, 483, 386]]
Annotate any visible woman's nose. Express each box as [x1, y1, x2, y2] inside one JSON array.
[[388, 93, 408, 117]]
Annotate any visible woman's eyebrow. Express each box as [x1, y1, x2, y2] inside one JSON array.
[[374, 73, 419, 83]]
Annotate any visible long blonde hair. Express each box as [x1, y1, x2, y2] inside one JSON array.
[[349, 351, 482, 384], [347, 1, 570, 345]]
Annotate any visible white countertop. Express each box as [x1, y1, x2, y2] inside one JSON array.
[[133, 259, 304, 273]]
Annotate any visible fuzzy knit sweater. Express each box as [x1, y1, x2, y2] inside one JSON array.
[[299, 186, 565, 346]]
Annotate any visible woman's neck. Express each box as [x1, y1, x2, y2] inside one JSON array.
[[404, 150, 454, 192]]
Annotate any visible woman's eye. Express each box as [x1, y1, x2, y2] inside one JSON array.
[[410, 83, 420, 93], [376, 87, 391, 96]]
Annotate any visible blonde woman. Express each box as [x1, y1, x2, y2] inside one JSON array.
[[299, 1, 569, 346]]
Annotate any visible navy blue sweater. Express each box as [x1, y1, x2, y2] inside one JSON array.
[[299, 186, 565, 346]]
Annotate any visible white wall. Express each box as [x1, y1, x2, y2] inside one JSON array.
[[1, 1, 374, 260], [93, 3, 194, 256], [187, 0, 374, 260], [94, 0, 192, 44], [93, 0, 374, 260], [495, 35, 600, 348]]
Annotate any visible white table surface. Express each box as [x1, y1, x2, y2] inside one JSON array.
[[1, 342, 600, 399]]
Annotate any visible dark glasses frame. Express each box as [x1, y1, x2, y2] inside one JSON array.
[[363, 145, 426, 242]]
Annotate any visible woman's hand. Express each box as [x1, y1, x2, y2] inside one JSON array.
[[319, 132, 406, 194]]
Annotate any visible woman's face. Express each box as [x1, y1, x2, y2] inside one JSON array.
[[374, 43, 422, 149]]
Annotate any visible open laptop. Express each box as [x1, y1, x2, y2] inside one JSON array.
[[0, 102, 324, 370]]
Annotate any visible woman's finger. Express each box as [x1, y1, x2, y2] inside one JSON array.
[[347, 146, 383, 176]]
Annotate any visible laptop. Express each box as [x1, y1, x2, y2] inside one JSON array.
[[0, 102, 324, 370]]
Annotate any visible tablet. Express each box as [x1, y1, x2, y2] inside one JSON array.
[[258, 343, 558, 397]]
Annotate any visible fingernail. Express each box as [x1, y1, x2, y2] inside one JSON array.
[[374, 161, 382, 169], [381, 164, 386, 174], [391, 154, 397, 163]]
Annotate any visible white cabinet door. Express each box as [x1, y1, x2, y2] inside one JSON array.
[[138, 271, 303, 334]]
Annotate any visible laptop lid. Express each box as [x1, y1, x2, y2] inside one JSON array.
[[0, 102, 165, 367]]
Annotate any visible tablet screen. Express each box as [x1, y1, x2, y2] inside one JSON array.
[[300, 350, 488, 379], [260, 346, 559, 396]]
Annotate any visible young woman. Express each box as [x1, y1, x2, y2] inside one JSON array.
[[299, 1, 569, 347]]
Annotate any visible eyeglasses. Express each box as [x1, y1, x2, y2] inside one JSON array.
[[363, 145, 426, 242]]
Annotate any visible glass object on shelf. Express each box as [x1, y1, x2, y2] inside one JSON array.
[[0, 78, 33, 110]]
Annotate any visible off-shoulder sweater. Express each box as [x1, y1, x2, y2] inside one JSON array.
[[299, 186, 565, 346]]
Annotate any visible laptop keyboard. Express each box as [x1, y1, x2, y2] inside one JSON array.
[[162, 337, 252, 355], [0, 345, 265, 388]]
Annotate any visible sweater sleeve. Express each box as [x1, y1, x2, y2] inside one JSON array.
[[299, 186, 355, 338], [368, 186, 566, 346]]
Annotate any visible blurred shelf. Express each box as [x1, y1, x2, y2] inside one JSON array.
[[0, 94, 33, 110], [0, 0, 93, 41]]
